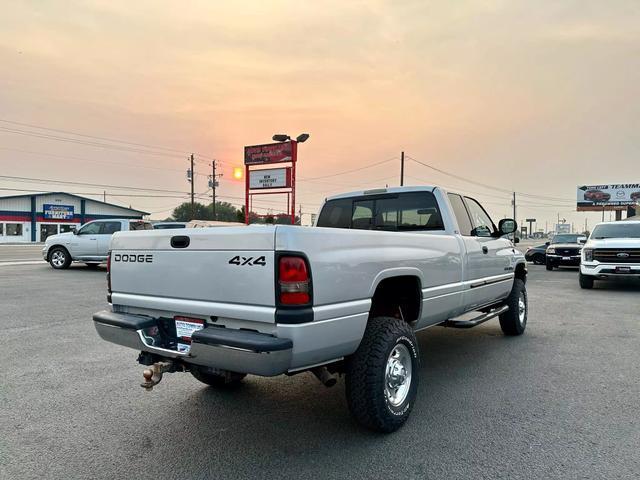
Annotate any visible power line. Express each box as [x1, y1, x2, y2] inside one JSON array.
[[0, 174, 190, 195], [0, 118, 221, 162], [299, 157, 397, 181], [406, 155, 575, 203]]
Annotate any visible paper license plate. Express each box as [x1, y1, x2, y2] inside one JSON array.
[[562, 256, 570, 261], [615, 266, 631, 273], [174, 316, 204, 340]]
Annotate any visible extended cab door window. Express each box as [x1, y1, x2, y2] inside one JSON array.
[[447, 193, 473, 236]]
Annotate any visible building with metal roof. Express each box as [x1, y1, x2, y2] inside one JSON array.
[[0, 192, 148, 243]]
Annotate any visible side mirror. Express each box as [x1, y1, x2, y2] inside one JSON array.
[[72, 228, 78, 235], [545, 241, 550, 246], [514, 237, 520, 244], [498, 218, 517, 235], [579, 238, 586, 244]]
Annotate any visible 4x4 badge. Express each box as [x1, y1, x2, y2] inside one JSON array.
[[228, 255, 266, 266]]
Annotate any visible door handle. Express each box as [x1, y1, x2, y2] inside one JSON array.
[[482, 246, 489, 254]]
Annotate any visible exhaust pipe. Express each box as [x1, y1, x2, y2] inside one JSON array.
[[311, 366, 337, 388]]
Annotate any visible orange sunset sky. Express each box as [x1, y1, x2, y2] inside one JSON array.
[[1, 1, 638, 228]]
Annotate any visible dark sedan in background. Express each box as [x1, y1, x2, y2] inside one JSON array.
[[525, 244, 548, 265]]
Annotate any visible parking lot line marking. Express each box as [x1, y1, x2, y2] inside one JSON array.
[[0, 260, 46, 266]]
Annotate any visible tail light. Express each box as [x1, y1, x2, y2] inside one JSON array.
[[278, 255, 311, 305], [106, 251, 112, 301]]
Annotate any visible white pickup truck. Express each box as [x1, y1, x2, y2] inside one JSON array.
[[43, 218, 153, 269], [93, 186, 527, 432], [579, 220, 640, 288]]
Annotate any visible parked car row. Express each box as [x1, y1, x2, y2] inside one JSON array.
[[524, 221, 640, 290]]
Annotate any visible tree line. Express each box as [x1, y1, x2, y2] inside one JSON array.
[[169, 201, 299, 224]]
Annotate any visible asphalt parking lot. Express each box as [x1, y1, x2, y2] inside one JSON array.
[[1, 259, 639, 479]]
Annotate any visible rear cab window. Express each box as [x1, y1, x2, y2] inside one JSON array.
[[317, 191, 444, 231]]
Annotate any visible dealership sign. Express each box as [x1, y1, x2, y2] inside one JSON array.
[[249, 168, 291, 189], [577, 184, 640, 210], [43, 204, 74, 220], [244, 142, 293, 165]]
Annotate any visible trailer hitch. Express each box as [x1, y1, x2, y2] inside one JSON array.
[[140, 361, 176, 391]]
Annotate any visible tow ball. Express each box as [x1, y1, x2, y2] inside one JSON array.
[[141, 361, 177, 391]]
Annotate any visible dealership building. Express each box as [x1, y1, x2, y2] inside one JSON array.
[[0, 192, 148, 243]]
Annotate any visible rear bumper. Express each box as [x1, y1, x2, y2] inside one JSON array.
[[93, 308, 369, 375], [580, 262, 640, 278], [93, 310, 292, 376]]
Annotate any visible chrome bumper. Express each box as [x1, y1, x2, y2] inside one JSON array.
[[93, 310, 292, 376], [580, 263, 640, 277]]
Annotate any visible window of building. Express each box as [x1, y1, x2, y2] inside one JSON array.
[[0, 223, 3, 236], [6, 223, 23, 236]]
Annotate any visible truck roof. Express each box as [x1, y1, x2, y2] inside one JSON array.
[[326, 185, 437, 202]]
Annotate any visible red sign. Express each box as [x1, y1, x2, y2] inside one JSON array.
[[244, 142, 293, 165]]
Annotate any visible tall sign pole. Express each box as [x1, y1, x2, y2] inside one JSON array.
[[243, 137, 304, 225], [400, 151, 405, 186], [190, 153, 195, 219], [290, 140, 297, 225]]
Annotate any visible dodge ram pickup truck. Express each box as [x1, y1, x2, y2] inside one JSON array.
[[43, 219, 153, 269], [93, 186, 527, 432], [579, 220, 640, 289]]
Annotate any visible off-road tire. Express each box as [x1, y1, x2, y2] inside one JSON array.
[[579, 273, 594, 289], [49, 247, 71, 270], [499, 278, 528, 336], [345, 316, 420, 433], [533, 253, 545, 265], [190, 367, 246, 387]]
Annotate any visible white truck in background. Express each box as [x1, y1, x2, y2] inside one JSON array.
[[93, 186, 527, 432], [579, 220, 640, 288], [43, 219, 153, 269]]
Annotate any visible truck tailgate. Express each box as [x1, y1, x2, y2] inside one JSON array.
[[109, 226, 276, 307]]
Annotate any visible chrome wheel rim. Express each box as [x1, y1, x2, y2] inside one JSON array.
[[385, 343, 412, 407], [518, 292, 526, 325], [51, 251, 65, 267]]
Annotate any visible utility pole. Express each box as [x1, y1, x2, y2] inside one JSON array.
[[190, 154, 195, 219], [103, 190, 106, 203], [212, 160, 216, 221], [298, 204, 302, 225], [400, 151, 405, 186], [208, 160, 223, 221], [512, 192, 517, 239]]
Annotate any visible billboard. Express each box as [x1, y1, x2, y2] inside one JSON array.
[[555, 223, 571, 234], [244, 142, 293, 165], [577, 184, 640, 211], [43, 204, 74, 220], [249, 168, 291, 189]]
